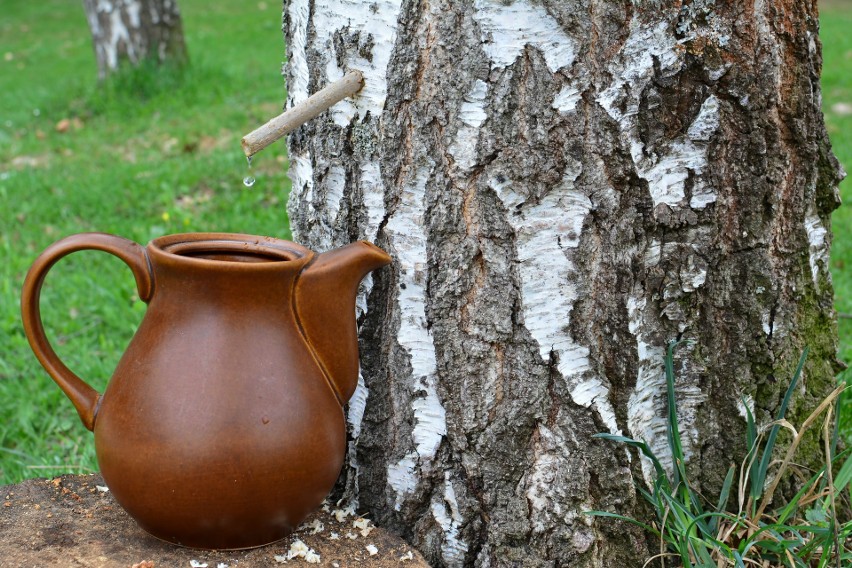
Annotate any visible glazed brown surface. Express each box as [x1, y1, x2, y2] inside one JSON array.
[[20, 233, 391, 550]]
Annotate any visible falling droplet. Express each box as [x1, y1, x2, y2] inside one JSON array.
[[243, 154, 255, 188]]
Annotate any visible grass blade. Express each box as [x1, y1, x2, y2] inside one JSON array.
[[716, 465, 735, 514], [688, 535, 715, 566], [710, 465, 735, 534], [731, 550, 746, 568], [743, 397, 761, 505], [585, 510, 661, 538], [753, 348, 808, 503], [593, 433, 668, 485], [665, 341, 685, 483], [664, 341, 705, 520], [834, 448, 852, 494]]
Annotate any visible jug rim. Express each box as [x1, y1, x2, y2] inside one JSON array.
[[148, 232, 314, 268]]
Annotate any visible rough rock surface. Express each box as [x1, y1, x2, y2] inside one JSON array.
[[0, 474, 429, 567]]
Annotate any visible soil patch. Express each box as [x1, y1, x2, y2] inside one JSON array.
[[0, 474, 429, 567]]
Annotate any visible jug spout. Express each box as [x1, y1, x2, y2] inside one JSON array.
[[295, 241, 391, 403]]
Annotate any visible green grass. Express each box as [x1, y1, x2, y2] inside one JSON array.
[[590, 343, 852, 568], [0, 0, 291, 483], [822, 3, 852, 438]]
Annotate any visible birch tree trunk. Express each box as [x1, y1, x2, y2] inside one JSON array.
[[82, 0, 188, 80], [283, 1, 844, 566]]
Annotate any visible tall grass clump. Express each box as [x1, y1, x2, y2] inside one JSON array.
[[589, 343, 851, 568]]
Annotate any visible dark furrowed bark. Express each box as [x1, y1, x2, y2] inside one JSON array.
[[284, 0, 842, 565]]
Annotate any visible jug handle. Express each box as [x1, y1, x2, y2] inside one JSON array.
[[20, 233, 153, 431]]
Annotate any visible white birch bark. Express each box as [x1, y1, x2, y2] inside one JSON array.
[[284, 0, 843, 565], [82, 0, 187, 80]]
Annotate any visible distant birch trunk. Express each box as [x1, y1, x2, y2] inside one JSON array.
[[283, 1, 844, 566], [82, 0, 188, 80]]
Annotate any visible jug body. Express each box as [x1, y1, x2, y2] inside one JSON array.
[[20, 232, 389, 550]]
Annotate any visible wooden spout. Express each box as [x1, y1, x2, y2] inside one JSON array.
[[241, 70, 364, 158]]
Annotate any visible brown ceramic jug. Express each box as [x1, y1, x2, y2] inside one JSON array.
[[20, 232, 391, 550]]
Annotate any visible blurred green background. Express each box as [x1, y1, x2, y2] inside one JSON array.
[[0, 0, 291, 482], [0, 1, 850, 484], [819, 1, 852, 442]]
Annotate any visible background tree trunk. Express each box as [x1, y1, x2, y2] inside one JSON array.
[[82, 0, 188, 80], [283, 1, 844, 566]]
